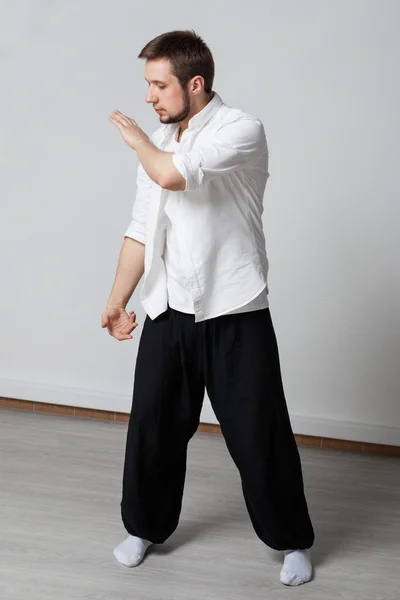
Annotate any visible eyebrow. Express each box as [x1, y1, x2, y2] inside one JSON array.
[[144, 78, 166, 84]]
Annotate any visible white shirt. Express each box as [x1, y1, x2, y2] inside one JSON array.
[[163, 136, 269, 316], [124, 91, 270, 323]]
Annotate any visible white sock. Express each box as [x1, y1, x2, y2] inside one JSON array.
[[113, 535, 153, 567], [280, 549, 313, 586]]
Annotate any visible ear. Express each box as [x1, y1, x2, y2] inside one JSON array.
[[190, 75, 205, 95]]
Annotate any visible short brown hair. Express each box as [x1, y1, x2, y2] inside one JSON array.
[[138, 30, 215, 95]]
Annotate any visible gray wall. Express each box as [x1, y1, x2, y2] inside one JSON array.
[[1, 0, 399, 444]]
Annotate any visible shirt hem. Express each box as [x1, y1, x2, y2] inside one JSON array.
[[194, 282, 269, 322]]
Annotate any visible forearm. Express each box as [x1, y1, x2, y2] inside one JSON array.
[[107, 237, 145, 308], [109, 111, 184, 189], [135, 140, 178, 188]]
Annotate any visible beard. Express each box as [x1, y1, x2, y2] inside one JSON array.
[[158, 87, 191, 124]]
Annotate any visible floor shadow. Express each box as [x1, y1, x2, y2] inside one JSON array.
[[299, 449, 400, 568], [152, 448, 400, 570], [153, 508, 246, 555]]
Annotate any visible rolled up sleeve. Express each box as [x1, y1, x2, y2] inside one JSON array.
[[171, 117, 266, 191], [124, 162, 152, 244]]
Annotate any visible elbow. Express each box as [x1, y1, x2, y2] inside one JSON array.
[[159, 171, 187, 191], [164, 180, 186, 191]]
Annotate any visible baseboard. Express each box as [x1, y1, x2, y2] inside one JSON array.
[[0, 377, 399, 454]]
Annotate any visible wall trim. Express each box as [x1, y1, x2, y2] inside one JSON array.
[[1, 397, 399, 456], [0, 377, 399, 453]]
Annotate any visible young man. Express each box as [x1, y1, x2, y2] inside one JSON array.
[[102, 30, 315, 586]]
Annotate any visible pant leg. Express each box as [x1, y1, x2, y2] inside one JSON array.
[[121, 306, 205, 544], [203, 307, 315, 551]]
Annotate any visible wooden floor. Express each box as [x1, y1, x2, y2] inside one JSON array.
[[1, 407, 399, 600]]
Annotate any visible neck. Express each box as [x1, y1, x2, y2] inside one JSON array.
[[179, 91, 215, 134]]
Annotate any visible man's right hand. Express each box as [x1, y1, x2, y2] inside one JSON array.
[[101, 306, 138, 341]]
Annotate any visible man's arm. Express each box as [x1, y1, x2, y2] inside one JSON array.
[[135, 118, 267, 192], [171, 118, 267, 192], [135, 142, 185, 191], [108, 110, 183, 190], [108, 110, 267, 193], [107, 237, 145, 309], [109, 161, 151, 308]]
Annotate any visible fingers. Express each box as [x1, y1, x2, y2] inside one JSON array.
[[108, 115, 123, 131], [113, 322, 136, 340], [108, 114, 123, 130], [121, 321, 139, 334], [107, 327, 133, 341], [101, 308, 138, 340], [109, 110, 132, 127], [119, 311, 136, 331], [114, 110, 135, 126], [128, 310, 138, 327]]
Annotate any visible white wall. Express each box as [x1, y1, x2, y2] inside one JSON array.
[[1, 1, 399, 445]]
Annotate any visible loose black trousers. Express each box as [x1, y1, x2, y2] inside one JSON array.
[[121, 305, 315, 551]]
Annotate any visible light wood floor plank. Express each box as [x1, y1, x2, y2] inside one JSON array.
[[1, 408, 399, 599]]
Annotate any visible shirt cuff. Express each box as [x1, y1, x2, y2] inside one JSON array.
[[172, 151, 203, 191], [124, 219, 146, 244]]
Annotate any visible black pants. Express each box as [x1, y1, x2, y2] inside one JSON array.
[[121, 305, 315, 551]]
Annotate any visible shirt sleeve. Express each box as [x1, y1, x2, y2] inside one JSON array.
[[124, 161, 153, 244], [171, 117, 267, 191]]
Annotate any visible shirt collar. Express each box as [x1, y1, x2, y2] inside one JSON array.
[[187, 91, 223, 130], [164, 91, 223, 139]]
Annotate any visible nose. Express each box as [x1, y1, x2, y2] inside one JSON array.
[[145, 88, 158, 104]]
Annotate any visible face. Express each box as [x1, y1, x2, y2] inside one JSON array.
[[144, 59, 192, 124]]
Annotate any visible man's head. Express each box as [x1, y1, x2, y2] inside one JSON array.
[[138, 30, 215, 125]]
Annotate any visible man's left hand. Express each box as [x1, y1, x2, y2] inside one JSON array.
[[109, 110, 149, 150]]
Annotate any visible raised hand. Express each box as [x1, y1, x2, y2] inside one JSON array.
[[108, 110, 149, 150]]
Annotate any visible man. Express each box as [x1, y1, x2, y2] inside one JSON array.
[[102, 29, 315, 587]]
